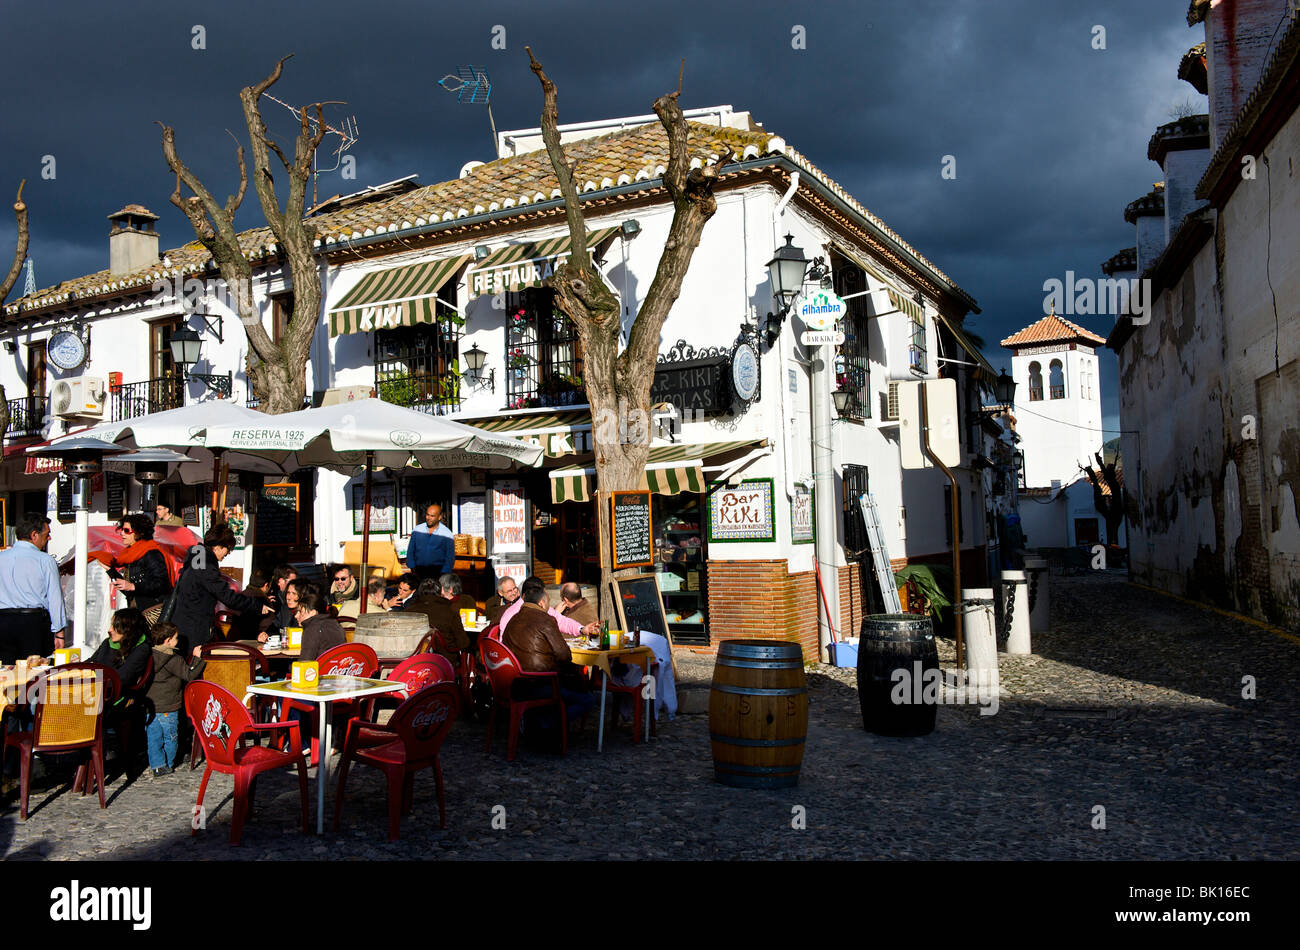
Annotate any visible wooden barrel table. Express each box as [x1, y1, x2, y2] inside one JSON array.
[[709, 640, 808, 788], [856, 613, 938, 737], [351, 611, 429, 660]]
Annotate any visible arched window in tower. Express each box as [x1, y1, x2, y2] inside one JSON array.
[[1049, 359, 1065, 399], [1028, 361, 1043, 401]]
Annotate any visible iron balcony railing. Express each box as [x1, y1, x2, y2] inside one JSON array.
[[375, 370, 463, 416], [1049, 384, 1065, 400], [4, 395, 47, 438], [110, 376, 184, 422]]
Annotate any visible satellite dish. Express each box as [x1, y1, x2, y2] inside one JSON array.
[[460, 160, 485, 179]]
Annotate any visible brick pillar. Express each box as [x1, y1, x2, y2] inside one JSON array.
[[706, 559, 820, 662]]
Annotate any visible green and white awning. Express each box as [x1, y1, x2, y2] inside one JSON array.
[[329, 254, 471, 337], [548, 440, 758, 503], [888, 289, 925, 323], [467, 227, 620, 296], [471, 410, 594, 457]]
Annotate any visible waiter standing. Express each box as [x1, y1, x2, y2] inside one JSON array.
[[0, 513, 67, 662]]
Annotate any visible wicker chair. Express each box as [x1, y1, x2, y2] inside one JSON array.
[[4, 663, 122, 820]]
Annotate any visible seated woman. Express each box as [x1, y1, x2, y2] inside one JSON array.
[[88, 607, 154, 689], [258, 576, 306, 643], [293, 585, 347, 662], [94, 514, 176, 612]]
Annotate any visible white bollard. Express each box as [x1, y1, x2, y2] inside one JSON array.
[[959, 588, 999, 691], [1023, 557, 1050, 636], [1001, 570, 1032, 655]]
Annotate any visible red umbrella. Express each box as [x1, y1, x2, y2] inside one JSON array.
[[77, 524, 200, 583]]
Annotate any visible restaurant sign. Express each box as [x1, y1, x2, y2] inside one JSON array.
[[651, 357, 728, 417], [796, 289, 848, 331], [708, 478, 776, 543]]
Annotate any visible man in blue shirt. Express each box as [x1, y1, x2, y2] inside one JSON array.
[[405, 503, 455, 583], [0, 513, 67, 662]]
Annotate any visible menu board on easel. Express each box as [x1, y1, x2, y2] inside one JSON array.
[[611, 490, 653, 570], [612, 573, 676, 675], [256, 483, 299, 546]]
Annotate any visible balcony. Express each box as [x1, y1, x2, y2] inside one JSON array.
[[375, 370, 462, 416], [110, 376, 184, 422], [4, 395, 48, 439], [1049, 384, 1065, 400]]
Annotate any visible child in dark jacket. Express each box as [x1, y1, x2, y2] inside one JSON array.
[[145, 622, 205, 776]]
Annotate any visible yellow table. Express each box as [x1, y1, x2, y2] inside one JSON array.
[[566, 644, 655, 751]]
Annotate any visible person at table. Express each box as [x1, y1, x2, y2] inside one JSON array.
[[0, 513, 67, 662], [96, 514, 175, 612], [327, 563, 359, 611], [384, 573, 419, 611], [144, 620, 205, 777], [557, 582, 598, 627], [170, 524, 274, 654], [268, 565, 298, 632], [232, 569, 273, 641], [87, 607, 154, 689], [405, 504, 455, 584], [483, 576, 520, 627], [439, 572, 478, 613], [400, 576, 469, 657], [257, 577, 306, 644], [502, 586, 594, 726], [294, 585, 347, 662], [499, 576, 600, 639], [154, 503, 185, 528], [363, 577, 389, 613]]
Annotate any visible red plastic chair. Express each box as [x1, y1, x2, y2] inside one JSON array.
[[279, 643, 379, 765], [5, 663, 121, 820], [333, 683, 459, 841], [191, 642, 273, 770], [480, 639, 565, 761], [376, 629, 444, 677], [598, 659, 660, 744], [366, 654, 455, 719], [184, 681, 309, 845]]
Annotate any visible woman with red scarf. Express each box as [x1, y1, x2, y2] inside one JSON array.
[[92, 514, 176, 612]]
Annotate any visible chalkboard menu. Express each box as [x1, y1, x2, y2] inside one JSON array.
[[256, 483, 299, 546], [613, 573, 672, 643], [611, 490, 653, 569], [105, 472, 127, 520]]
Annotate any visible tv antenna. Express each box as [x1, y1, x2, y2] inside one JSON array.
[[438, 65, 497, 157], [260, 92, 360, 207]]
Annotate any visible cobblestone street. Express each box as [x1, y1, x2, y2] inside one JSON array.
[[3, 571, 1296, 861]]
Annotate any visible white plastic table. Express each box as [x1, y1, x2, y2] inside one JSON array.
[[245, 676, 403, 833]]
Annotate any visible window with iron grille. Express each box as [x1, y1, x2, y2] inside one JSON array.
[[909, 311, 928, 373], [842, 463, 870, 562], [831, 260, 871, 420], [505, 288, 585, 410], [373, 288, 462, 415]]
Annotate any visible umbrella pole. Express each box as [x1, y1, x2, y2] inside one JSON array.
[[359, 451, 374, 615], [210, 449, 223, 523]]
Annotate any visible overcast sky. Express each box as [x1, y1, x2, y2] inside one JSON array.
[[0, 0, 1205, 431]]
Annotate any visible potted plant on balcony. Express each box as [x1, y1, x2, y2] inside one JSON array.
[[376, 371, 419, 409]]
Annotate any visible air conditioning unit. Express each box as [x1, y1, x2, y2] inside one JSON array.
[[51, 377, 106, 419], [883, 380, 901, 421]]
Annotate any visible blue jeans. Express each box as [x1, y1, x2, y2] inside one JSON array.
[[146, 711, 179, 770]]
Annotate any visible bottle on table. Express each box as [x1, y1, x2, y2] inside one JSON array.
[[600, 619, 610, 651]]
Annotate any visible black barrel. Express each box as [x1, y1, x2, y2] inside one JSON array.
[[856, 613, 938, 736]]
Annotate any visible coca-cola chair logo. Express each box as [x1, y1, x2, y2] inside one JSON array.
[[482, 645, 512, 672], [202, 694, 231, 749], [410, 697, 452, 741], [323, 659, 367, 677]]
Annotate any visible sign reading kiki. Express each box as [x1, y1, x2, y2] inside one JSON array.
[[708, 478, 775, 543]]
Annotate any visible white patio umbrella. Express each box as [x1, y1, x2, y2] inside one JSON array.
[[198, 398, 546, 609]]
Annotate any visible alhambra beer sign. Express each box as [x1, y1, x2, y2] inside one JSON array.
[[796, 288, 848, 330]]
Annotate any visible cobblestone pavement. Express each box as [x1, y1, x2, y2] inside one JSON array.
[[3, 570, 1297, 860]]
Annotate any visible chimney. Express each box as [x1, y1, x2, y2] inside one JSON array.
[[107, 204, 160, 276], [1148, 115, 1211, 243], [1124, 184, 1166, 273], [1191, 0, 1297, 150]]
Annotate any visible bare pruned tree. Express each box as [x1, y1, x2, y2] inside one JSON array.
[[526, 48, 733, 621], [159, 55, 327, 414], [0, 180, 30, 440], [1083, 451, 1125, 546]]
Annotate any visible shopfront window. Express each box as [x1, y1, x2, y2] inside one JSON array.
[[831, 258, 871, 421], [652, 493, 708, 644]]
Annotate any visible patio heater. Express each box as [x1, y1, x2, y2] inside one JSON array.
[[105, 448, 200, 513], [26, 438, 127, 648]]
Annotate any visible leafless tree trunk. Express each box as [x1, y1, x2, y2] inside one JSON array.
[[527, 49, 732, 623], [159, 56, 326, 414], [0, 180, 29, 440], [1083, 451, 1125, 545]]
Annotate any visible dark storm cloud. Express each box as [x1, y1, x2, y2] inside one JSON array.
[[0, 0, 1203, 430]]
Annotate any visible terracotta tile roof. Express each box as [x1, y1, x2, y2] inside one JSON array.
[[1101, 247, 1137, 276], [1147, 114, 1209, 164], [1123, 184, 1165, 224], [4, 118, 969, 319], [999, 311, 1107, 348]]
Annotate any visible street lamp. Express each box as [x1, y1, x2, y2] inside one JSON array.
[[170, 326, 232, 398], [832, 386, 855, 417], [462, 342, 494, 392], [26, 438, 127, 648], [760, 234, 811, 348], [995, 367, 1016, 406]]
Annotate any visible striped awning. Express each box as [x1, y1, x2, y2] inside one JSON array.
[[471, 410, 594, 457], [935, 312, 997, 382], [467, 227, 620, 296], [548, 440, 759, 503], [329, 254, 471, 337], [834, 243, 925, 322]]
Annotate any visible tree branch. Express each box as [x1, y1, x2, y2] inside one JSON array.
[[526, 47, 587, 270], [1, 179, 29, 304]]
